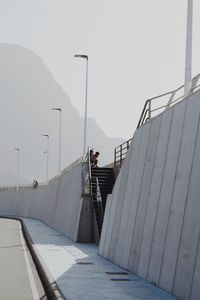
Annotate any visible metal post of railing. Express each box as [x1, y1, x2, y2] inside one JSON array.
[[184, 0, 193, 97], [96, 177, 104, 227], [166, 91, 176, 109], [148, 100, 151, 121], [114, 148, 116, 167], [120, 144, 122, 165], [137, 100, 149, 128], [88, 147, 92, 195]]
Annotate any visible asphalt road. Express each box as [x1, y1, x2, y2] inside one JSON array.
[[0, 218, 47, 300]]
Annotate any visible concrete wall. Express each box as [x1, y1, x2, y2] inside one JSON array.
[[99, 89, 200, 300], [0, 160, 93, 242]]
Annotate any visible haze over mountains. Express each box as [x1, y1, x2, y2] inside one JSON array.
[[0, 44, 124, 185]]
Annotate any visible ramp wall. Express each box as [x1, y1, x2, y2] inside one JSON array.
[[99, 89, 200, 300], [0, 162, 93, 242]]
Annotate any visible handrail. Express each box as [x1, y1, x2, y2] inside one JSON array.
[[114, 139, 132, 167], [0, 154, 89, 191], [96, 177, 104, 229], [0, 184, 34, 191], [137, 100, 149, 129], [137, 73, 200, 128], [88, 147, 92, 195], [96, 178, 103, 209]]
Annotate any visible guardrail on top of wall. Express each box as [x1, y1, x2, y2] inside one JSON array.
[[114, 139, 132, 167], [0, 153, 88, 191], [137, 73, 200, 128]]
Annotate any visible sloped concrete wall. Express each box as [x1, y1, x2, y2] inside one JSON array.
[[0, 162, 93, 242], [99, 89, 200, 300]]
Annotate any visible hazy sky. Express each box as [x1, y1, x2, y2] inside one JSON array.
[[0, 0, 200, 140]]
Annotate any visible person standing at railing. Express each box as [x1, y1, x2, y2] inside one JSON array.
[[91, 151, 100, 167], [33, 179, 38, 189], [90, 149, 94, 159]]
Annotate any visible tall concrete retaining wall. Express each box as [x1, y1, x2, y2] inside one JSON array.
[[99, 89, 200, 300], [0, 159, 94, 242]]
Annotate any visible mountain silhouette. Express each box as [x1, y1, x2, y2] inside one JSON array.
[[0, 44, 124, 184]]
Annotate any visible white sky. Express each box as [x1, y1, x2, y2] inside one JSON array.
[[0, 0, 200, 140]]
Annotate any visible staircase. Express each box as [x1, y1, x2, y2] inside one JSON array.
[[91, 167, 115, 236]]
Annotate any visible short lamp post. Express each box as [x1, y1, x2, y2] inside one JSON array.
[[184, 0, 193, 97], [52, 108, 62, 174]]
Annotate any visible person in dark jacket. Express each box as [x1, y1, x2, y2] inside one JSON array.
[[90, 152, 100, 167]]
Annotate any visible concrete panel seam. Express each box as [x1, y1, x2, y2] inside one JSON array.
[[189, 232, 200, 300], [136, 114, 163, 276], [158, 100, 188, 287], [146, 108, 174, 280], [114, 128, 143, 267], [127, 121, 153, 270], [171, 114, 200, 295], [131, 115, 163, 274]]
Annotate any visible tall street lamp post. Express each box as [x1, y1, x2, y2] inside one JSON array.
[[14, 147, 20, 189], [42, 134, 49, 181], [184, 0, 193, 97], [74, 54, 88, 155], [52, 108, 62, 174]]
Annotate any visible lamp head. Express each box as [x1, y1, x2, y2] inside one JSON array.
[[74, 54, 88, 60], [52, 108, 62, 112]]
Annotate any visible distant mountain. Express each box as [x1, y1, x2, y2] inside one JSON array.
[[0, 44, 124, 183]]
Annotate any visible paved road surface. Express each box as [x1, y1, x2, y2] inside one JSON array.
[[0, 218, 47, 300]]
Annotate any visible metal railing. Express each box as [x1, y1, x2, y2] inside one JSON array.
[[114, 139, 132, 167], [81, 148, 93, 196], [0, 154, 89, 191], [137, 73, 200, 128], [88, 147, 92, 195], [96, 177, 104, 226]]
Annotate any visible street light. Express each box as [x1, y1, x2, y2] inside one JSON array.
[[184, 0, 193, 97], [52, 108, 62, 174], [74, 54, 88, 155], [14, 147, 20, 188], [42, 134, 49, 181]]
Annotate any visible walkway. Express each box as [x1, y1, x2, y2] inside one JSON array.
[[22, 217, 179, 300], [0, 218, 46, 300]]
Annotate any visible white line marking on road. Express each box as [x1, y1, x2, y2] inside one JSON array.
[[18, 223, 40, 300]]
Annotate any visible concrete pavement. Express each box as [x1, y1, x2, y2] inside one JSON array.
[[21, 217, 179, 300]]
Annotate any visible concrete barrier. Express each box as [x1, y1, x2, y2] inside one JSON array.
[[99, 89, 200, 300], [0, 158, 94, 242]]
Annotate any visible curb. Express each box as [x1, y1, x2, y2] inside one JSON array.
[[0, 216, 65, 300]]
